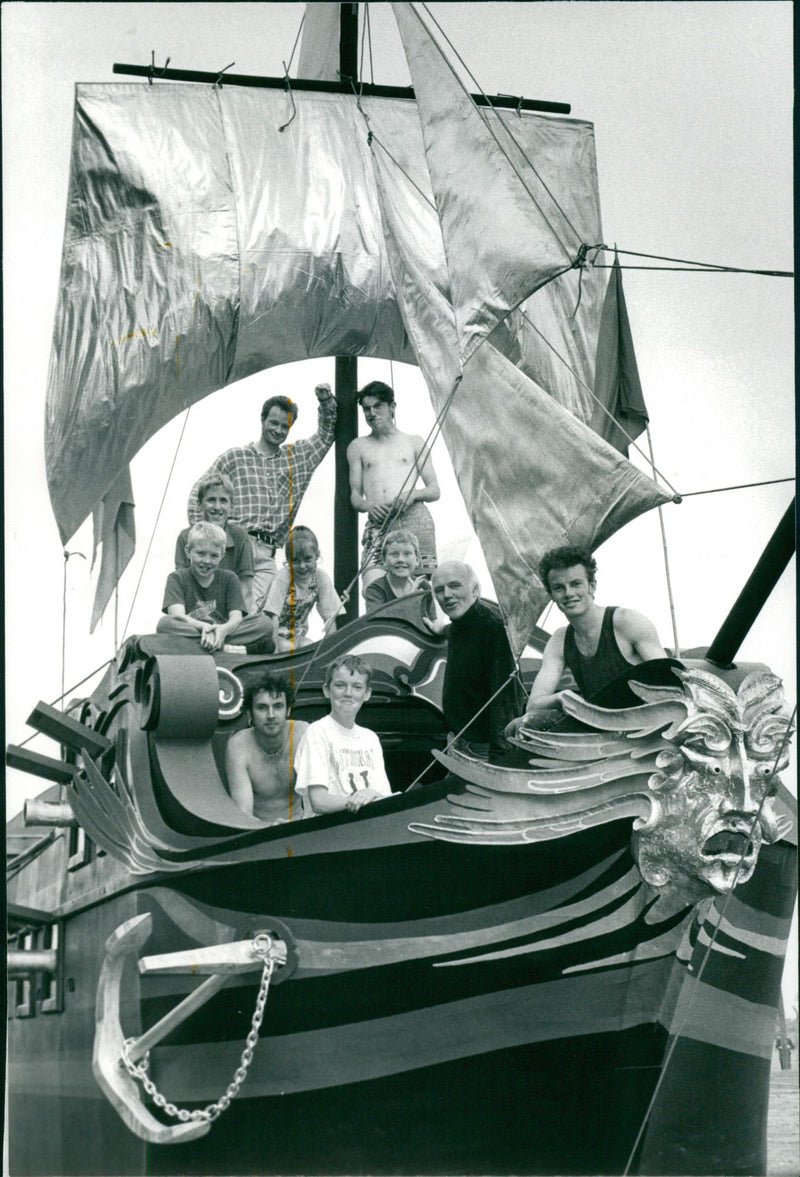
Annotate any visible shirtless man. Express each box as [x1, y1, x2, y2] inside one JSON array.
[[506, 546, 666, 738], [226, 671, 308, 823], [347, 381, 440, 592]]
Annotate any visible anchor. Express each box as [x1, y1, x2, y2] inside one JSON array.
[[93, 913, 288, 1144]]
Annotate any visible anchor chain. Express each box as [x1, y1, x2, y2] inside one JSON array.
[[121, 933, 276, 1125]]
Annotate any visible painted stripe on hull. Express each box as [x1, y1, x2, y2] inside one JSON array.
[[151, 959, 673, 1099], [149, 845, 631, 946], [665, 974, 778, 1058]]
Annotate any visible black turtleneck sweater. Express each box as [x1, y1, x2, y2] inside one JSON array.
[[441, 599, 524, 756]]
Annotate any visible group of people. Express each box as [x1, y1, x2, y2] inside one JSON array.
[[152, 376, 666, 825], [226, 657, 391, 823], [156, 379, 440, 654]]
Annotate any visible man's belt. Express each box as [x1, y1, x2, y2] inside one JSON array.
[[248, 529, 278, 554]]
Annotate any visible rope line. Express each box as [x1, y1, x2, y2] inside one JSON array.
[[12, 661, 115, 750], [604, 245, 792, 278], [367, 132, 438, 210], [516, 305, 682, 499], [284, 8, 306, 75], [646, 425, 681, 657], [406, 658, 526, 792], [287, 369, 467, 699], [680, 476, 794, 498], [592, 265, 793, 275], [622, 704, 798, 1175], [121, 407, 193, 644], [361, 3, 375, 86]]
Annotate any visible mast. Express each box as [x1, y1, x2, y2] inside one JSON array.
[[333, 3, 361, 624], [705, 497, 795, 667]]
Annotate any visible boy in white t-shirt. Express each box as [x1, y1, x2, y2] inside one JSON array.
[[294, 656, 393, 817]]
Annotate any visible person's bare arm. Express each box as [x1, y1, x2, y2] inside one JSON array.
[[347, 439, 369, 512], [408, 435, 440, 504], [616, 608, 666, 661], [505, 631, 568, 738], [307, 786, 384, 814], [225, 734, 254, 816], [528, 630, 569, 707], [202, 610, 243, 651], [165, 602, 210, 635]]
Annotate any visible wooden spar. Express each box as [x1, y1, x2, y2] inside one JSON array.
[[333, 6, 361, 620], [706, 497, 795, 666], [109, 65, 571, 115], [335, 357, 360, 622], [138, 937, 288, 976]]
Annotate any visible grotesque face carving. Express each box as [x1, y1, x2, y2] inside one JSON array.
[[633, 669, 793, 904]]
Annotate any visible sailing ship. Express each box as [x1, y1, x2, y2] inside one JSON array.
[[6, 4, 796, 1176]]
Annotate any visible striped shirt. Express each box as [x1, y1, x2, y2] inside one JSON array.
[[187, 398, 336, 542]]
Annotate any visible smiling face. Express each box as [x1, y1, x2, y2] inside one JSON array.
[[359, 394, 394, 434], [289, 540, 318, 583], [323, 666, 371, 728], [261, 406, 292, 449], [384, 541, 418, 582], [187, 539, 224, 583], [432, 562, 479, 619], [248, 689, 288, 741], [546, 564, 596, 620], [199, 487, 232, 528]]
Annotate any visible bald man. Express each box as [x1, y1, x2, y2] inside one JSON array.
[[428, 562, 524, 762]]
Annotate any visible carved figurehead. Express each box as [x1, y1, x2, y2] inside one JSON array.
[[630, 668, 794, 906], [412, 664, 794, 919]]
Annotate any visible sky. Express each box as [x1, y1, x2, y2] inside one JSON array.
[[3, 2, 795, 1003]]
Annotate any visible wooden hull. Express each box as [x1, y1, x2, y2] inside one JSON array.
[[6, 619, 797, 1175], [8, 814, 795, 1175]]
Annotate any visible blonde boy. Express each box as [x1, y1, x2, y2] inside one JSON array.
[[294, 656, 392, 816], [158, 522, 272, 653]]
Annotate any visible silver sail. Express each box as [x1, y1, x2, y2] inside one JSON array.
[[46, 18, 669, 642]]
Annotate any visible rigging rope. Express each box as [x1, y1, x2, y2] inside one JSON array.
[[284, 8, 306, 75], [621, 704, 798, 1176], [601, 245, 792, 278], [361, 3, 375, 86], [120, 407, 193, 644], [679, 476, 794, 498], [646, 425, 681, 657], [406, 660, 526, 792], [13, 661, 114, 750], [516, 305, 682, 499]]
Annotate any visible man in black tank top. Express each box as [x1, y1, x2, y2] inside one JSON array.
[[505, 546, 666, 738]]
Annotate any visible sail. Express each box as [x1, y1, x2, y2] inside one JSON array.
[[296, 3, 340, 82], [369, 129, 671, 648], [591, 254, 650, 455], [45, 82, 610, 546], [90, 468, 136, 632], [393, 2, 588, 363], [45, 84, 416, 543]]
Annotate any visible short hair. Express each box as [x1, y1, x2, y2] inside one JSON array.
[[324, 655, 372, 689], [284, 525, 320, 562], [357, 381, 395, 408], [380, 528, 420, 563], [196, 472, 235, 504], [432, 561, 480, 594], [244, 670, 296, 713], [261, 395, 298, 423], [186, 521, 227, 551], [539, 546, 597, 590]]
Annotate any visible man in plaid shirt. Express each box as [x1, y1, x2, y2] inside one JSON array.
[[188, 384, 337, 611]]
